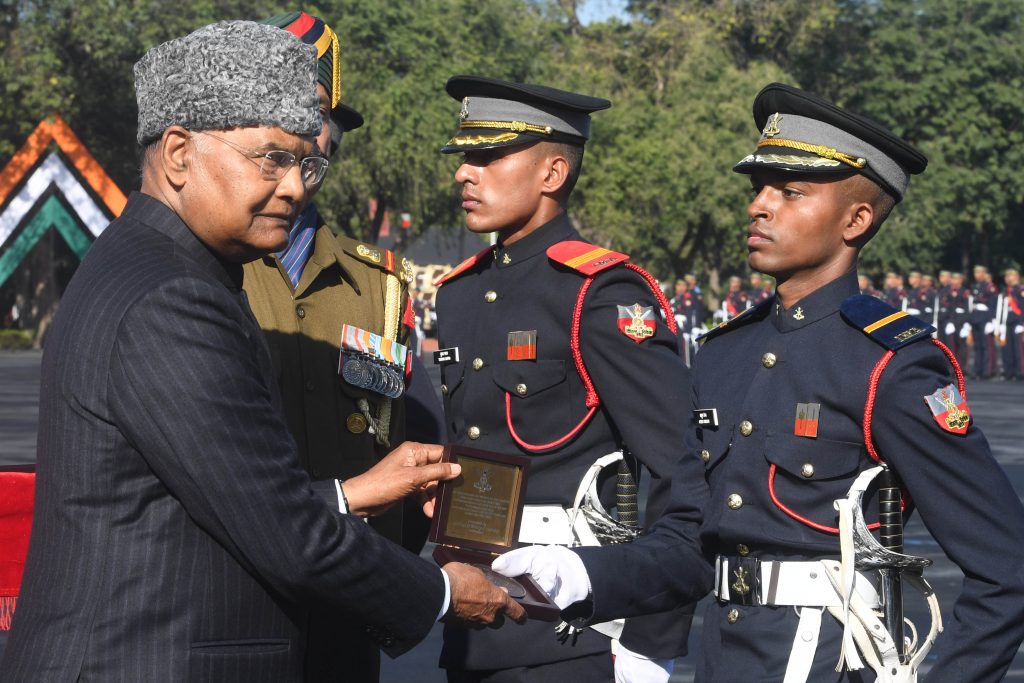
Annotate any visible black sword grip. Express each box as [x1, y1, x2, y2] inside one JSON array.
[[616, 458, 640, 528], [877, 467, 903, 552]]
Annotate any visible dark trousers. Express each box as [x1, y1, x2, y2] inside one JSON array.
[[971, 322, 996, 377], [446, 650, 613, 683], [1002, 318, 1022, 378]]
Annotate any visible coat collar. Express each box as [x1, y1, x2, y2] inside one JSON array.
[[129, 192, 243, 290], [772, 270, 859, 333], [492, 212, 576, 269]]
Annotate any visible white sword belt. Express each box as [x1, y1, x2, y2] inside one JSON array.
[[714, 555, 881, 609]]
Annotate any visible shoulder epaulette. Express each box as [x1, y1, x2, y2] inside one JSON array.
[[698, 299, 773, 345], [435, 245, 493, 286], [840, 295, 934, 350], [546, 241, 628, 275], [339, 237, 397, 272]]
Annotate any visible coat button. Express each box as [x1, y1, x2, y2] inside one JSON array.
[[516, 383, 528, 396], [737, 544, 750, 556], [441, 384, 448, 395], [801, 463, 815, 478], [761, 352, 777, 368], [484, 290, 498, 303], [726, 608, 741, 624], [739, 420, 753, 437], [346, 413, 367, 433], [472, 357, 484, 370], [467, 426, 481, 440], [701, 449, 711, 463], [296, 305, 306, 319], [305, 380, 315, 392], [727, 494, 743, 510]]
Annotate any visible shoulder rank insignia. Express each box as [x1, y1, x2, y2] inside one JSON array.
[[924, 383, 970, 435], [546, 241, 628, 275], [698, 298, 773, 345], [617, 303, 656, 343], [840, 294, 934, 350], [435, 245, 493, 286], [348, 242, 399, 274]]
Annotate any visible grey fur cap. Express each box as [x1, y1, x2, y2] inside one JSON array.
[[134, 20, 320, 145]]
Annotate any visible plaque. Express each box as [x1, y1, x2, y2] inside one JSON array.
[[430, 445, 560, 621]]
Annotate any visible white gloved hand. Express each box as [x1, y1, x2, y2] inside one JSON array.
[[960, 323, 972, 339], [614, 642, 674, 683], [674, 314, 685, 328], [492, 545, 591, 609], [691, 327, 704, 338], [945, 322, 956, 336], [1016, 325, 1024, 335], [985, 321, 995, 335]]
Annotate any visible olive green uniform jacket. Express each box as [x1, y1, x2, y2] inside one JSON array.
[[242, 219, 424, 683]]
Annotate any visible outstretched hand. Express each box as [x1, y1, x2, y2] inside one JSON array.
[[442, 562, 527, 627], [342, 442, 459, 517]]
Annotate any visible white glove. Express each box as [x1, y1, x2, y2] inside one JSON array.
[[960, 323, 972, 339], [691, 327, 704, 339], [1016, 325, 1024, 335], [945, 322, 955, 336], [674, 314, 685, 328], [492, 545, 591, 609], [984, 321, 995, 335], [614, 642, 674, 683]]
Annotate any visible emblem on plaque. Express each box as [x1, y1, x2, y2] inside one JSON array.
[[732, 566, 751, 596], [474, 469, 493, 494]]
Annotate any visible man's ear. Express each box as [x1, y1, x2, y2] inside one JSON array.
[[842, 201, 875, 243], [159, 126, 192, 189], [540, 151, 569, 196]]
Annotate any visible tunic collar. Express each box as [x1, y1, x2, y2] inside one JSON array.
[[128, 191, 243, 290], [772, 270, 859, 333], [492, 212, 576, 269]]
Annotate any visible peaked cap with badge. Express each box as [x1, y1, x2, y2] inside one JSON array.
[[733, 83, 927, 201], [261, 11, 364, 133], [574, 84, 1024, 682], [440, 75, 611, 153], [434, 75, 706, 677]]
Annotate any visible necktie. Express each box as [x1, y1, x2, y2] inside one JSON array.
[[277, 204, 318, 288]]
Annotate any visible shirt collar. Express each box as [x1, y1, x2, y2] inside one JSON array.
[[772, 270, 859, 333], [492, 212, 576, 269], [129, 191, 243, 290]]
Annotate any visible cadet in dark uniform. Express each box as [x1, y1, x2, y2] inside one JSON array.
[[499, 83, 1024, 682], [969, 264, 998, 378], [941, 271, 971, 367], [433, 76, 703, 683], [1001, 267, 1023, 380], [241, 12, 444, 683]]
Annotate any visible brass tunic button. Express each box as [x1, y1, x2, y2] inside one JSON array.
[[467, 426, 481, 440], [440, 384, 449, 395], [737, 544, 750, 556], [515, 383, 528, 396], [726, 608, 741, 624], [801, 463, 815, 478], [727, 494, 743, 510], [739, 420, 753, 436], [472, 357, 484, 370], [761, 352, 777, 368], [484, 290, 498, 303], [701, 449, 711, 463], [346, 413, 367, 434], [296, 305, 306, 319]]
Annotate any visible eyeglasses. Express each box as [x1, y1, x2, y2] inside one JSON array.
[[194, 131, 329, 188]]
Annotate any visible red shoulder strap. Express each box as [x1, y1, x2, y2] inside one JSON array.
[[435, 245, 492, 286], [546, 241, 627, 275]]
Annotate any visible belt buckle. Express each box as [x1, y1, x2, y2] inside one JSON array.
[[728, 556, 759, 606]]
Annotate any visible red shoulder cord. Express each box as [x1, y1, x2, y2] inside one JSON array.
[[506, 264, 676, 452], [768, 339, 962, 534]]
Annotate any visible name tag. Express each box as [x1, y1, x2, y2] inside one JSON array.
[[434, 347, 460, 365], [694, 408, 719, 428]]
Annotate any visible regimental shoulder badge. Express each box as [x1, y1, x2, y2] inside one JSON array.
[[840, 294, 934, 350], [399, 257, 414, 284], [347, 241, 400, 274], [924, 383, 971, 435], [435, 245, 493, 286], [546, 241, 628, 275], [617, 303, 656, 343]]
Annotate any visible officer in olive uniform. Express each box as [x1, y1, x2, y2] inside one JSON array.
[[433, 76, 705, 683], [241, 12, 443, 683], [499, 83, 1024, 682]]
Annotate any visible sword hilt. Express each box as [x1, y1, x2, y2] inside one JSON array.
[[616, 457, 640, 528], [878, 466, 907, 662]]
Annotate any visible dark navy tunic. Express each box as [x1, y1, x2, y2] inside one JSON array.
[[435, 213, 708, 671], [580, 270, 1024, 682]]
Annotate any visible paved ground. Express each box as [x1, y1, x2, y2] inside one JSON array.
[[2, 350, 1023, 679]]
